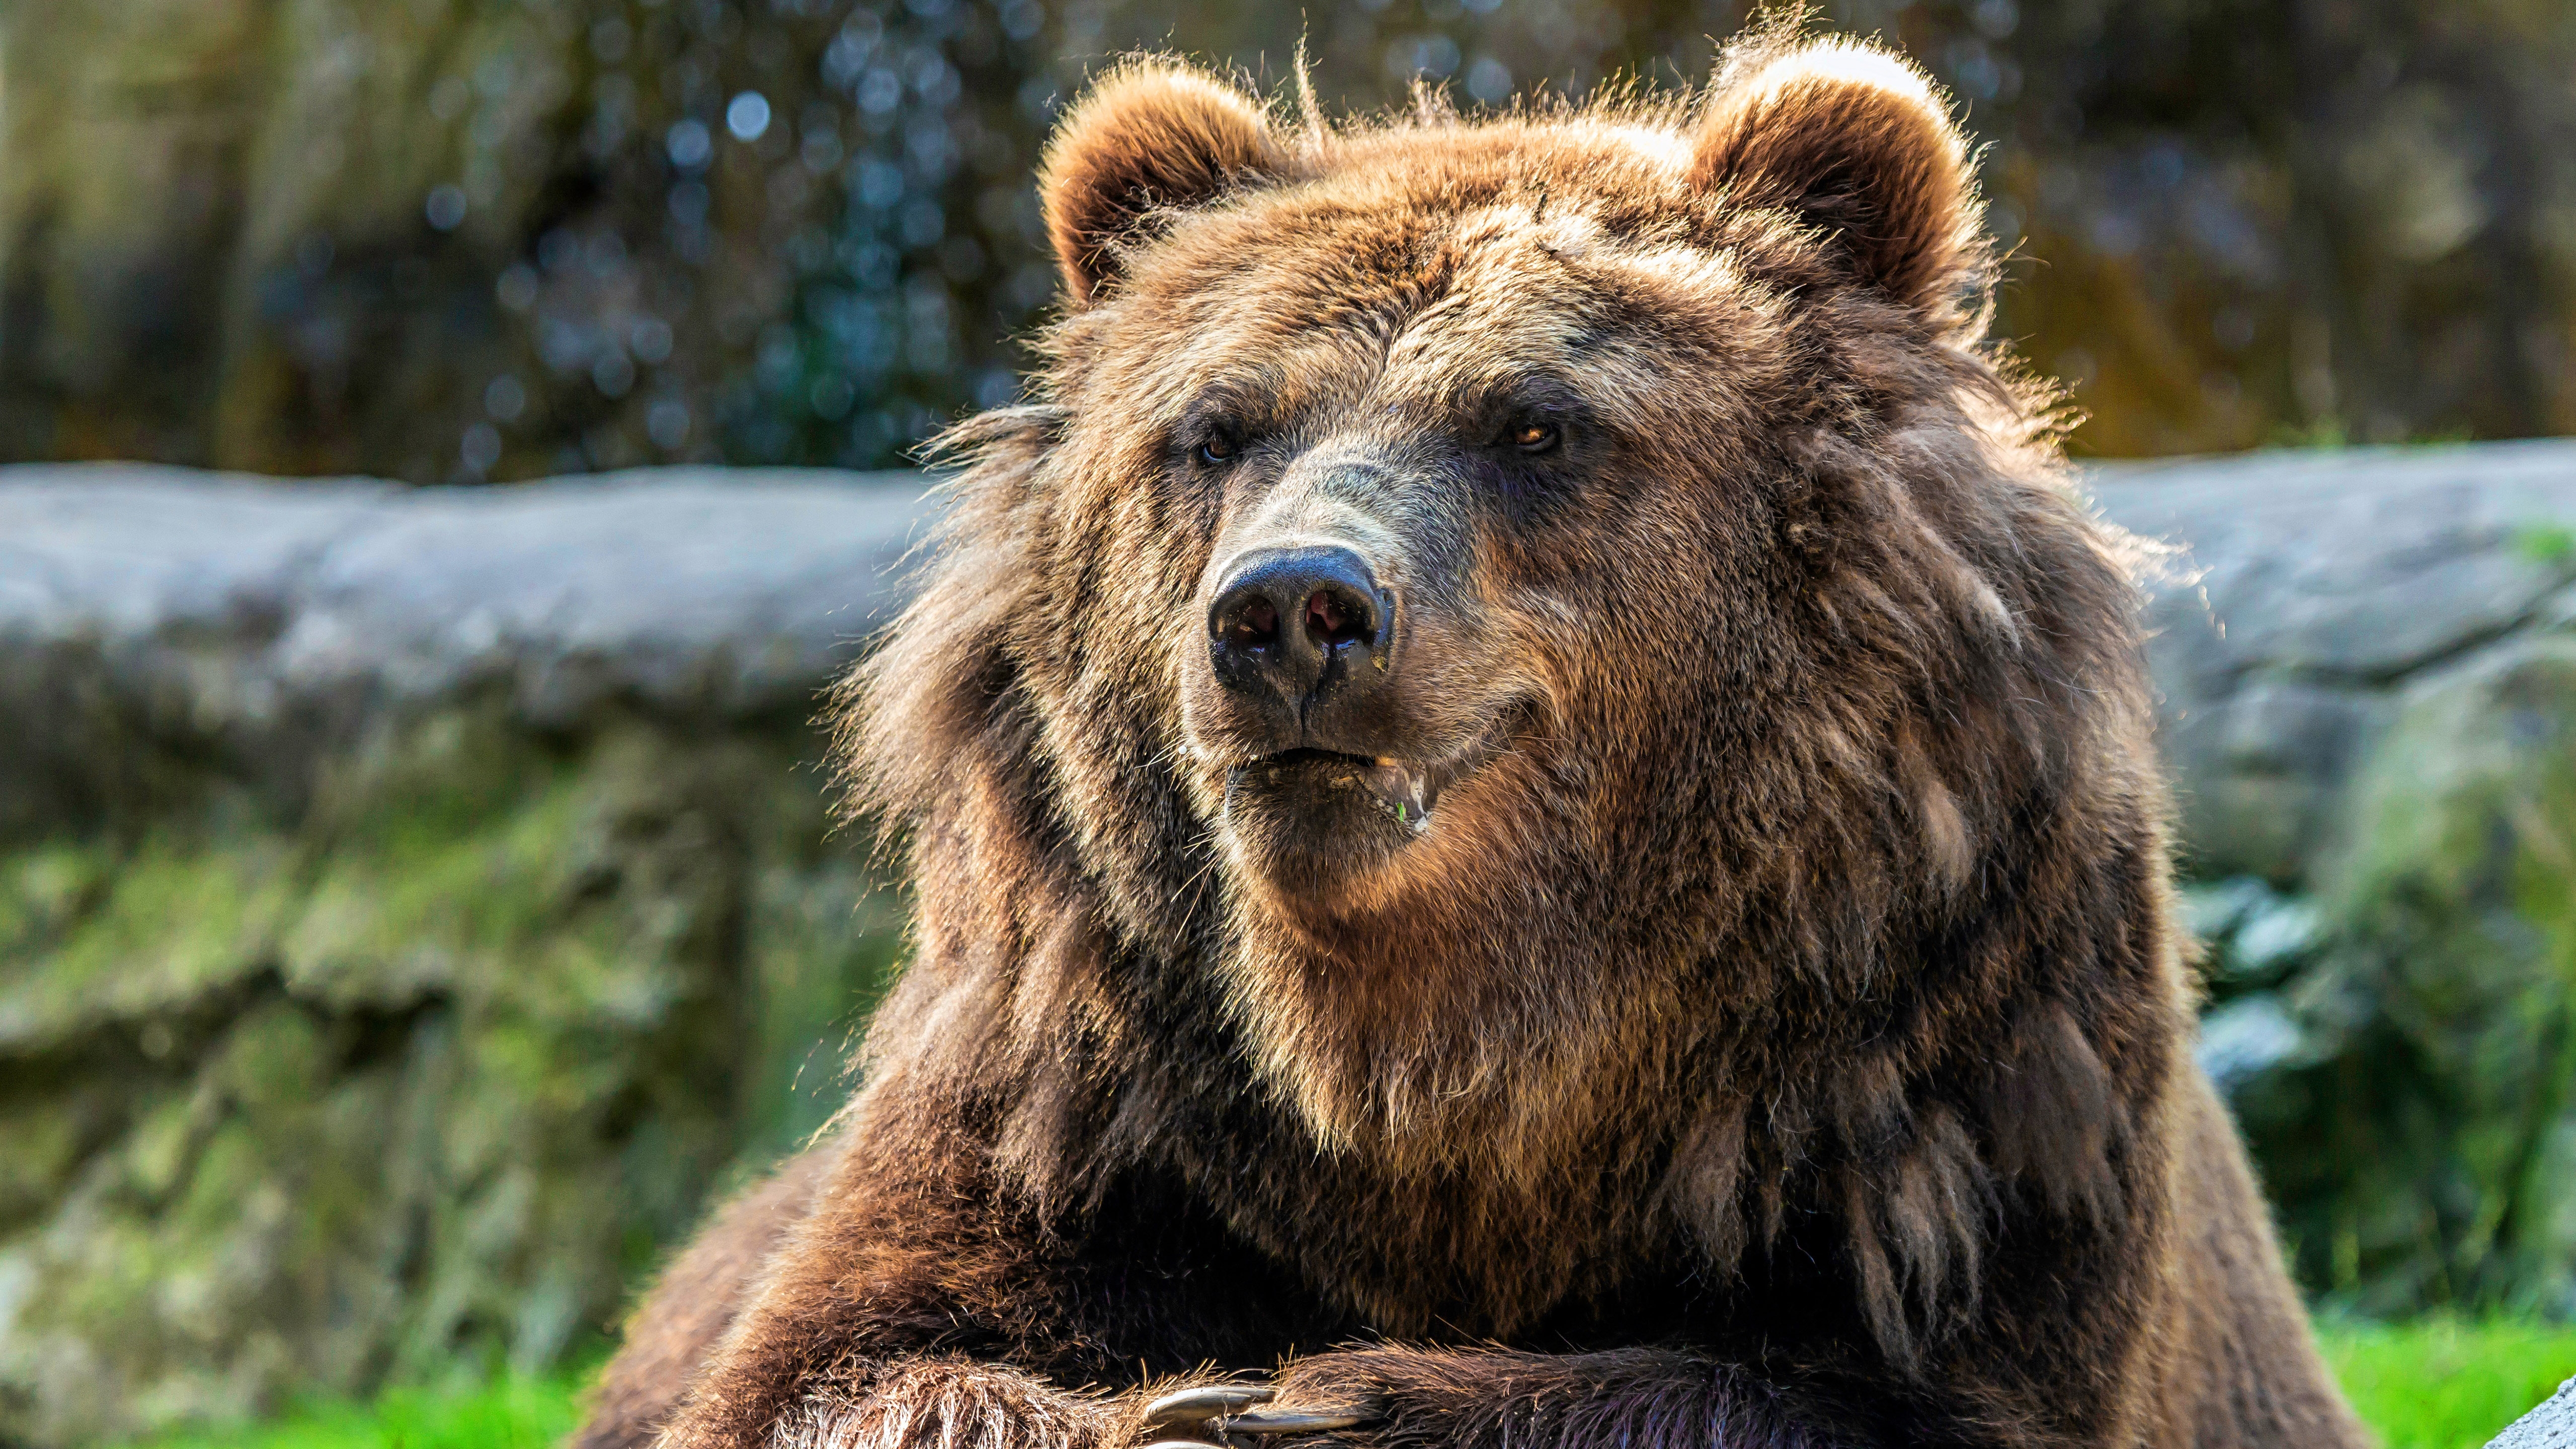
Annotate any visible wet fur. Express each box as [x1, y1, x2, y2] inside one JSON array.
[[579, 21, 2365, 1449]]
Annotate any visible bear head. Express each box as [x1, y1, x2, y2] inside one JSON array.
[[847, 25, 2157, 1213]]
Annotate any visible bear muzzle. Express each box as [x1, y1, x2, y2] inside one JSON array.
[[1200, 536, 1514, 840]]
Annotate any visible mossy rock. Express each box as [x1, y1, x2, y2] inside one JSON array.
[[0, 704, 898, 1446], [2231, 636, 2576, 1317]]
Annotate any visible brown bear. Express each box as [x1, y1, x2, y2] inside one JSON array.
[[576, 21, 2369, 1449]]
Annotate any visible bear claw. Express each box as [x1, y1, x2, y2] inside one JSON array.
[[1217, 1408, 1371, 1434], [1144, 1388, 1274, 1429], [1140, 1387, 1372, 1449]]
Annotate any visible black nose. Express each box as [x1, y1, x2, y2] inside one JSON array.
[[1208, 545, 1394, 708]]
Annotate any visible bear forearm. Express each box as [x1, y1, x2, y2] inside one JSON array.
[[650, 1253, 1123, 1449], [1272, 1346, 1859, 1449], [677, 1354, 1142, 1449], [643, 1129, 1117, 1449], [647, 1106, 1332, 1449]]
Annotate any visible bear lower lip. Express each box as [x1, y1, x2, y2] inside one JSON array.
[[1236, 747, 1436, 828]]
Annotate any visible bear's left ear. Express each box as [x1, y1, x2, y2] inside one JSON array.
[[1687, 35, 1977, 312], [1039, 62, 1283, 306]]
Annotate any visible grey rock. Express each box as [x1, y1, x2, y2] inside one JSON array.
[[2491, 1378, 2576, 1449], [0, 462, 935, 719], [2097, 440, 2576, 686], [2092, 439, 2576, 881], [0, 464, 939, 843]]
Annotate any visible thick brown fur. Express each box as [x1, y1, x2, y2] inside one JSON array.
[[579, 19, 2367, 1449]]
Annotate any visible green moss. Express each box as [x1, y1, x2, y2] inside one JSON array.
[[2517, 523, 2576, 567], [0, 708, 902, 1446], [0, 1096, 91, 1222], [739, 865, 906, 1158], [0, 836, 296, 1049], [0, 843, 112, 952], [279, 721, 591, 1010], [123, 1087, 209, 1202]]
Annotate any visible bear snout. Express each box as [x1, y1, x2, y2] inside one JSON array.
[[1204, 542, 1398, 736]]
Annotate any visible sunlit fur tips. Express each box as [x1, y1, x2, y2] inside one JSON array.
[[1690, 31, 1979, 313], [1038, 62, 1282, 305]]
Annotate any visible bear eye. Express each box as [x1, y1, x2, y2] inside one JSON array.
[[1195, 435, 1238, 466], [1509, 421, 1560, 454]]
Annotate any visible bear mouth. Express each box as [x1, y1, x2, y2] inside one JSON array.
[[1228, 738, 1494, 833]]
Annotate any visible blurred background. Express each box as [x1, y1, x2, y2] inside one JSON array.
[[4, 1, 2576, 1447], [8, 0, 2576, 479]]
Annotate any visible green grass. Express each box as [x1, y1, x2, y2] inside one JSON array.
[[122, 1376, 584, 1449], [113, 1320, 2576, 1449], [2322, 1317, 2576, 1448]]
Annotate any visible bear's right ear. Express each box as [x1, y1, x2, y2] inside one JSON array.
[[1039, 63, 1282, 306], [1687, 33, 1978, 313]]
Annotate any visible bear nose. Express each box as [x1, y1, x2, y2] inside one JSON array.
[[1208, 545, 1394, 709]]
